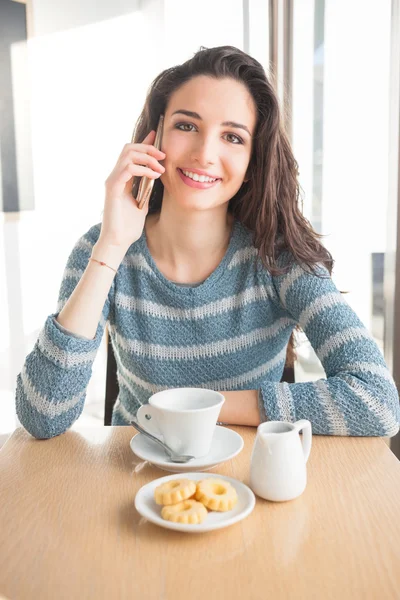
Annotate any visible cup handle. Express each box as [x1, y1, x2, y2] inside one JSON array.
[[136, 405, 163, 440], [293, 419, 312, 463]]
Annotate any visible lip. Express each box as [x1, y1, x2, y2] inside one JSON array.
[[177, 168, 222, 190], [179, 167, 222, 179]]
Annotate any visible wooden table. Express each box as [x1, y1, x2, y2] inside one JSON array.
[[1, 426, 400, 600]]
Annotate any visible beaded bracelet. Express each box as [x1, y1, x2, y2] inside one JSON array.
[[89, 257, 117, 273]]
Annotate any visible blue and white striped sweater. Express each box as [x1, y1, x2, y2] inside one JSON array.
[[16, 220, 400, 439]]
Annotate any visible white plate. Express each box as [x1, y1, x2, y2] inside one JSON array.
[[134, 472, 256, 533], [130, 425, 244, 473]]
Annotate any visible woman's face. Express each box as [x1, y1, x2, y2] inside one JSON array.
[[159, 75, 257, 213]]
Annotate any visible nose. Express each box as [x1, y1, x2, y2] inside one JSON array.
[[190, 134, 217, 167]]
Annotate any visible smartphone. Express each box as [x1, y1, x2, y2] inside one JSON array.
[[135, 115, 164, 210]]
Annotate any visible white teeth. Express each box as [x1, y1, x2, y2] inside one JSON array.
[[181, 169, 218, 183]]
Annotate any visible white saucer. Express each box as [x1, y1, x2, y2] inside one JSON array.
[[130, 425, 244, 473], [134, 472, 256, 533]]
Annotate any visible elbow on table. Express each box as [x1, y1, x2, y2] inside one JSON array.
[[383, 408, 400, 437], [16, 403, 76, 440], [360, 378, 400, 438], [337, 416, 399, 438], [379, 378, 400, 438], [382, 418, 400, 439], [335, 373, 400, 437], [18, 420, 70, 440], [15, 375, 84, 440]]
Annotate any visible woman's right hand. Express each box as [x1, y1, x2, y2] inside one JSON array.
[[99, 129, 165, 252]]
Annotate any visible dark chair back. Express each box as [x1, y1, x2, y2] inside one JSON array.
[[104, 332, 295, 425], [105, 332, 119, 426]]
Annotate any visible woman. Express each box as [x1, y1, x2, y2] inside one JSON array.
[[16, 45, 400, 439]]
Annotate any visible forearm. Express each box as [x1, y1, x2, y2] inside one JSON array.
[[218, 390, 262, 426], [56, 240, 125, 339]]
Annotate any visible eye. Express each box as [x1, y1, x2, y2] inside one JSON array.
[[225, 133, 244, 145], [175, 122, 196, 133], [174, 122, 244, 145]]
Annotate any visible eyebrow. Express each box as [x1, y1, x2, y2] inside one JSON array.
[[171, 109, 252, 137]]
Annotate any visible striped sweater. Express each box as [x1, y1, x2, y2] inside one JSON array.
[[16, 220, 400, 439]]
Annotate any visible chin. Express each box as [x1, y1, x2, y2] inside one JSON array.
[[163, 183, 231, 212]]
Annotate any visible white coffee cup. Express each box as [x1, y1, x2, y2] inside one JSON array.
[[136, 388, 225, 458]]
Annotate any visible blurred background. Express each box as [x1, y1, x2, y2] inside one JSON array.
[[1, 0, 400, 455]]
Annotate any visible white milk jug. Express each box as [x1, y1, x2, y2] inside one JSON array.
[[250, 420, 312, 502]]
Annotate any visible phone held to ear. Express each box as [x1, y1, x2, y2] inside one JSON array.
[[134, 115, 164, 210]]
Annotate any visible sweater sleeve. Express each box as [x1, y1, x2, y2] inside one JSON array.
[[259, 260, 400, 437], [15, 223, 115, 439]]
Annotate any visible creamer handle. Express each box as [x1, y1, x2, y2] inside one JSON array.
[[293, 419, 312, 463]]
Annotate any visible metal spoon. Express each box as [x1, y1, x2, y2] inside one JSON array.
[[130, 419, 195, 463]]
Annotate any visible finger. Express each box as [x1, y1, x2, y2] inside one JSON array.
[[128, 143, 165, 159], [123, 152, 165, 174], [118, 164, 162, 185], [142, 129, 156, 143]]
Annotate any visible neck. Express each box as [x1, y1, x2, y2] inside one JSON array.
[[145, 204, 234, 283]]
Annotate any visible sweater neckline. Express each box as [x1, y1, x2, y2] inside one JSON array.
[[139, 219, 241, 296]]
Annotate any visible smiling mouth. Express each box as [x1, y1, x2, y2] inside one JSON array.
[[176, 168, 223, 190], [177, 168, 222, 183]]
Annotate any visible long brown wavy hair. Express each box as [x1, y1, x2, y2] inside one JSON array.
[[131, 45, 334, 367]]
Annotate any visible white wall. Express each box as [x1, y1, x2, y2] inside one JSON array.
[[164, 0, 243, 64]]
